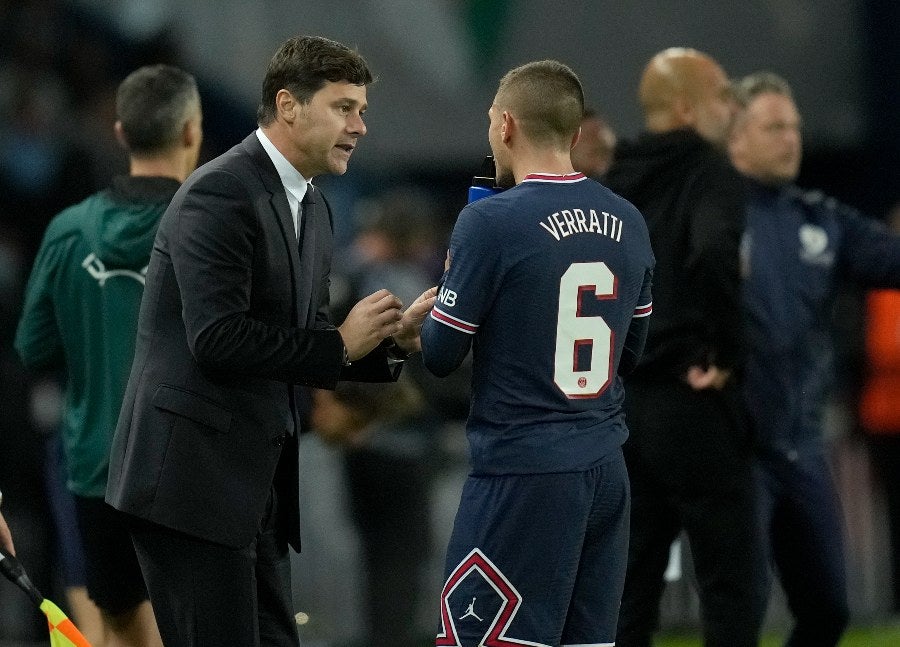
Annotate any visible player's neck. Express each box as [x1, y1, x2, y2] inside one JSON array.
[[513, 153, 576, 184]]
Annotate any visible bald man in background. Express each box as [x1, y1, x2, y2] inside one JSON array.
[[604, 48, 766, 646]]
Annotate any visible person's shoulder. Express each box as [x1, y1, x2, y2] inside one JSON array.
[[789, 185, 863, 222], [790, 185, 841, 210], [181, 142, 261, 196], [42, 191, 108, 244]]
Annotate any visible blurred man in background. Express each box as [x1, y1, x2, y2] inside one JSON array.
[[319, 188, 443, 647], [15, 64, 203, 647], [604, 47, 765, 647], [729, 71, 900, 647]]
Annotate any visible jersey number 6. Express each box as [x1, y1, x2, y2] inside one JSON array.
[[554, 262, 615, 399]]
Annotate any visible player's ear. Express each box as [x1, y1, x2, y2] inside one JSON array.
[[501, 111, 515, 143], [571, 125, 582, 150]]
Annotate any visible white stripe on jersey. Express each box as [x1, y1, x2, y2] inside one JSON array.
[[430, 306, 479, 334], [633, 302, 653, 318]]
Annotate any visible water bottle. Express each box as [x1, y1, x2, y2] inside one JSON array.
[[467, 155, 502, 203]]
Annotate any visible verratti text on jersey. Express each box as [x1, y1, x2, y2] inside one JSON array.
[[539, 207, 624, 242]]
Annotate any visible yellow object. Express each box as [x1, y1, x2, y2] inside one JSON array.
[[40, 598, 92, 647]]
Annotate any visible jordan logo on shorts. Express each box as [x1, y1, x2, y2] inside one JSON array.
[[459, 597, 483, 622], [437, 548, 551, 647]]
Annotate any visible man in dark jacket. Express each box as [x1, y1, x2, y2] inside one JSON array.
[[15, 64, 203, 647], [104, 36, 434, 647], [604, 47, 766, 647], [729, 71, 900, 647]]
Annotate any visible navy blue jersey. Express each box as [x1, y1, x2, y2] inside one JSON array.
[[421, 173, 654, 475]]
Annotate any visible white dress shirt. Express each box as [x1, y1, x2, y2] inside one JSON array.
[[255, 128, 309, 238]]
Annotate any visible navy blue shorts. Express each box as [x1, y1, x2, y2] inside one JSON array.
[[73, 495, 149, 615], [436, 451, 629, 647]]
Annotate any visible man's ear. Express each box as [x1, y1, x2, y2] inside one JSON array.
[[501, 111, 515, 143], [182, 117, 201, 148], [571, 125, 582, 149], [276, 89, 298, 123], [113, 121, 128, 150]]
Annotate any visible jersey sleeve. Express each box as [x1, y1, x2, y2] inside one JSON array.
[[619, 267, 653, 376], [421, 204, 502, 377], [14, 232, 69, 370]]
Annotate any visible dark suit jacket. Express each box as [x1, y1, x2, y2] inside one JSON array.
[[106, 133, 399, 551]]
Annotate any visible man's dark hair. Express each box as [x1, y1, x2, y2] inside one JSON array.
[[116, 64, 199, 155], [257, 35, 373, 125]]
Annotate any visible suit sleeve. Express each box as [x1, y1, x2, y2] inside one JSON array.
[[171, 169, 349, 387]]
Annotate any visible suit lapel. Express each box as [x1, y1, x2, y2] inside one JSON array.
[[241, 134, 305, 325], [297, 194, 319, 327]]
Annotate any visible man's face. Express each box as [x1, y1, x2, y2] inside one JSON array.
[[691, 63, 735, 147], [729, 92, 802, 185], [289, 80, 367, 178]]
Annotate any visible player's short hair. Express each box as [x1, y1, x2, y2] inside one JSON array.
[[116, 64, 199, 155], [732, 71, 793, 109], [257, 35, 373, 125], [495, 60, 584, 149]]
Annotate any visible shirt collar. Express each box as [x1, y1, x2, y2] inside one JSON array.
[[522, 172, 587, 183], [255, 128, 309, 203]]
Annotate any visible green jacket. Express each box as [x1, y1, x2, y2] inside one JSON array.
[[15, 176, 180, 497]]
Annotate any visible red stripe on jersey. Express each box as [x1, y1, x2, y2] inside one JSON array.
[[522, 172, 586, 183], [431, 307, 478, 334], [634, 302, 653, 318]]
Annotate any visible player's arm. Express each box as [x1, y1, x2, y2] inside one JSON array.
[[619, 267, 653, 376], [688, 162, 746, 372], [836, 202, 900, 288], [420, 206, 499, 377], [421, 309, 473, 377]]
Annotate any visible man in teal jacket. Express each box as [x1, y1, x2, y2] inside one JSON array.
[[15, 64, 202, 647]]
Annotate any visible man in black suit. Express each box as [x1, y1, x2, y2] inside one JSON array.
[[105, 35, 435, 647]]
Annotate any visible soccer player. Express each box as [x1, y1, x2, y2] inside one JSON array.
[[421, 60, 654, 647]]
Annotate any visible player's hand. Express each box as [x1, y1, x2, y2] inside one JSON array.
[[444, 250, 451, 271], [393, 287, 438, 353], [338, 289, 403, 361], [685, 365, 731, 391]]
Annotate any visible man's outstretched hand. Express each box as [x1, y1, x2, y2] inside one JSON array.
[[392, 287, 438, 354]]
